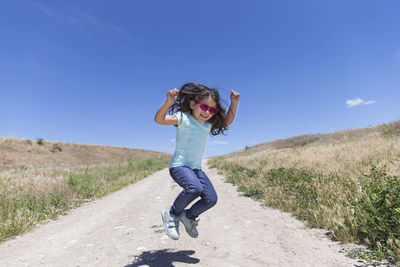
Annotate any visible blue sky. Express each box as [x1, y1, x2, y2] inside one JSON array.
[[1, 0, 399, 157]]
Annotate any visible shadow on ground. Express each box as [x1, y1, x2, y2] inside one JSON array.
[[125, 249, 200, 267]]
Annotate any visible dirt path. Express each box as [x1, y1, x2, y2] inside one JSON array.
[[0, 161, 359, 267]]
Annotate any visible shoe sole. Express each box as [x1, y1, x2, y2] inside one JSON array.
[[184, 227, 198, 238], [161, 210, 179, 240]]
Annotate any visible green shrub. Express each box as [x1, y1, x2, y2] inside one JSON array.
[[0, 191, 71, 241], [36, 138, 44, 145], [381, 122, 400, 138], [355, 165, 400, 262], [67, 170, 98, 199]]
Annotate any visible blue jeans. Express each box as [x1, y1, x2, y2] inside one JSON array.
[[169, 166, 218, 220]]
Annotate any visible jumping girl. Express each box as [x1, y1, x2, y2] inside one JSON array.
[[154, 82, 240, 240]]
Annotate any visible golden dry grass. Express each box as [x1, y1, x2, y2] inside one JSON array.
[[0, 137, 169, 171], [224, 123, 400, 179], [0, 137, 171, 242], [0, 137, 171, 196]]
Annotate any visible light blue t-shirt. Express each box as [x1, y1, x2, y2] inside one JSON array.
[[168, 111, 212, 169]]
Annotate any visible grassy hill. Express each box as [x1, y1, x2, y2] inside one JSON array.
[[0, 137, 169, 172], [209, 121, 400, 264], [0, 137, 171, 242]]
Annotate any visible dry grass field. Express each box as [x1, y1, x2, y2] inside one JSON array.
[[224, 125, 400, 179], [0, 137, 171, 242], [0, 137, 169, 171], [209, 121, 400, 264]]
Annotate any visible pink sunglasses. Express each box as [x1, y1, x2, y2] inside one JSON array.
[[196, 101, 218, 115]]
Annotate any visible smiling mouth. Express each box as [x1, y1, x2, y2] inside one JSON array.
[[200, 114, 208, 119]]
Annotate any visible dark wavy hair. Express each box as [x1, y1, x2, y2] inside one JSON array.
[[168, 82, 228, 136]]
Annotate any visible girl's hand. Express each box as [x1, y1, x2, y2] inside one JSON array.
[[166, 88, 179, 104], [230, 90, 240, 104]]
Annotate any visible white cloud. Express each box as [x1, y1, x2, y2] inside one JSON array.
[[346, 98, 363, 107], [346, 98, 376, 108], [170, 138, 176, 143], [213, 140, 229, 145], [363, 100, 376, 105]]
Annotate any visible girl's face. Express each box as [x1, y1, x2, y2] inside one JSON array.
[[190, 95, 218, 123]]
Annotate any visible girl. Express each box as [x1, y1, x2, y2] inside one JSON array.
[[154, 82, 240, 240]]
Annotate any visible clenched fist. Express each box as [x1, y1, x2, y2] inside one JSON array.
[[230, 90, 240, 104], [166, 88, 179, 104]]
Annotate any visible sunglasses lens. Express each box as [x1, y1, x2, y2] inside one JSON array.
[[200, 104, 208, 111], [209, 108, 218, 115]]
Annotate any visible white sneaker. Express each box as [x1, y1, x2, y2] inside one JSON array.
[[179, 210, 199, 238], [161, 208, 180, 240]]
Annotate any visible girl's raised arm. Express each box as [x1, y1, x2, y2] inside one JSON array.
[[154, 89, 179, 125], [226, 90, 240, 126]]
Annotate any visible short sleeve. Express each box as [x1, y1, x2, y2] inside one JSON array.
[[173, 111, 183, 127]]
